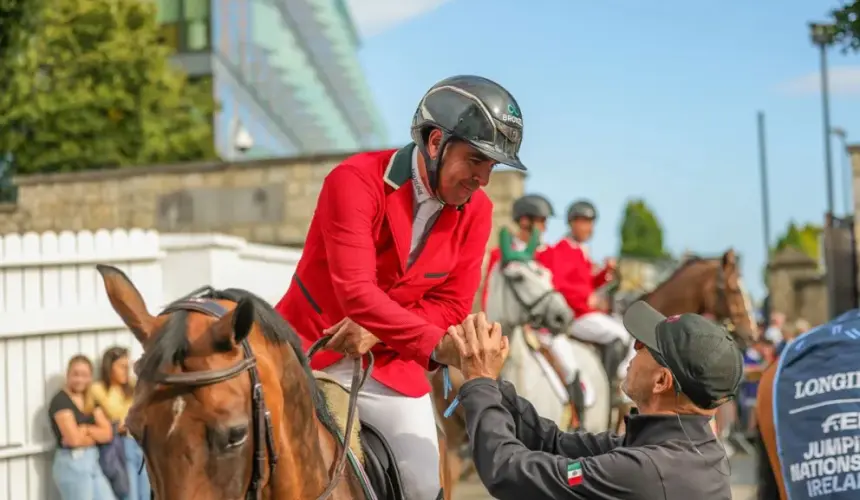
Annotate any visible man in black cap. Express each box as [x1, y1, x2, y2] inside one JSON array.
[[448, 301, 743, 499]]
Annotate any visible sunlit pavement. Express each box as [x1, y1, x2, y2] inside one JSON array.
[[452, 452, 759, 499]]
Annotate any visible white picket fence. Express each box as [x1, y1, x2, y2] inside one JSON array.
[[0, 229, 302, 500]]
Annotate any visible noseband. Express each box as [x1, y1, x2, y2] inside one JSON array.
[[140, 286, 373, 500], [502, 262, 564, 331], [151, 292, 278, 500]]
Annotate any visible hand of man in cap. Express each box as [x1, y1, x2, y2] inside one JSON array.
[[447, 312, 509, 381]]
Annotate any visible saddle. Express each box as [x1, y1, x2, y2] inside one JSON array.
[[314, 372, 407, 500]]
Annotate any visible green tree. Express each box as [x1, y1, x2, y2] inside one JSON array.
[[0, 0, 42, 64], [831, 1, 860, 51], [772, 221, 822, 260], [619, 199, 667, 259], [0, 0, 216, 174]]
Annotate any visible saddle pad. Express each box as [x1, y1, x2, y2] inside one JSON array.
[[313, 370, 364, 464], [773, 310, 860, 500], [528, 349, 568, 404]]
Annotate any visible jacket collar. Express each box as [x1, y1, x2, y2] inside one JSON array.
[[383, 143, 415, 189], [623, 408, 715, 447]]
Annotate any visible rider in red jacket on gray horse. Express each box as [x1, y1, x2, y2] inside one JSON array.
[[551, 200, 634, 382]]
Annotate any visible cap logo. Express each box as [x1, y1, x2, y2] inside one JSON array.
[[666, 315, 681, 323]]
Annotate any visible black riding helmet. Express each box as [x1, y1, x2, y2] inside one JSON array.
[[411, 75, 526, 198], [512, 194, 554, 221], [567, 200, 597, 221]]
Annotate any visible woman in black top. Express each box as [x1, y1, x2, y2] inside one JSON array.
[[49, 355, 116, 500]]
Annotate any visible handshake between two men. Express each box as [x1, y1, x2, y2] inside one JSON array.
[[324, 312, 510, 381]]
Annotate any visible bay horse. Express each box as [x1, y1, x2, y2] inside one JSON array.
[[97, 264, 440, 499], [610, 249, 759, 432]]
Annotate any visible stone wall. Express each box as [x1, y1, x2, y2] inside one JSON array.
[[766, 247, 828, 326], [847, 144, 860, 297], [0, 154, 526, 249]]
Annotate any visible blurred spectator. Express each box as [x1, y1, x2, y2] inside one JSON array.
[[89, 347, 151, 500], [763, 311, 786, 344], [49, 355, 116, 500], [739, 339, 774, 435]]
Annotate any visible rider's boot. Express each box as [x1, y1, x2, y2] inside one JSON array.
[[566, 372, 586, 430], [599, 338, 629, 383]]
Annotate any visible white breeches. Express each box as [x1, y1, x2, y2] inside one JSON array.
[[537, 332, 597, 407], [322, 360, 440, 500], [537, 331, 578, 383], [569, 312, 636, 379]]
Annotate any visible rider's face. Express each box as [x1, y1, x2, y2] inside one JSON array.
[[570, 218, 594, 242], [426, 129, 495, 206], [517, 217, 547, 240]]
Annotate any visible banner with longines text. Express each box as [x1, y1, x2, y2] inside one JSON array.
[[775, 310, 860, 500]]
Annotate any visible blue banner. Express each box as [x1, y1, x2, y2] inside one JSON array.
[[774, 310, 860, 499]]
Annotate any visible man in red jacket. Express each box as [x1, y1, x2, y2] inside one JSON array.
[[480, 194, 555, 311], [274, 75, 527, 500], [552, 200, 633, 381]]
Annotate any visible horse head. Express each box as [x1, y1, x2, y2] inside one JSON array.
[[485, 227, 574, 334], [642, 249, 758, 346], [96, 265, 360, 499]]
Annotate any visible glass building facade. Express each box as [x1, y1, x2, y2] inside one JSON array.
[[156, 0, 387, 160]]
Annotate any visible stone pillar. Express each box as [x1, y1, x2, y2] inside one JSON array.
[[848, 143, 860, 297]]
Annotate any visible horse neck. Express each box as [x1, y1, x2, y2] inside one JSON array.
[[643, 262, 714, 316], [270, 345, 334, 498], [486, 266, 524, 329]]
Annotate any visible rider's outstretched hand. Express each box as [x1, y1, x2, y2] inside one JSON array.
[[448, 312, 508, 381]]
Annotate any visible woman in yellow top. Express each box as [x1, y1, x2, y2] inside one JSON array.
[[88, 346, 151, 500]]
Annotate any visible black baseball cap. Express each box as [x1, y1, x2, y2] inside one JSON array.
[[622, 301, 744, 409]]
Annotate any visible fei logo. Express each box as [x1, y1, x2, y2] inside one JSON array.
[[821, 411, 860, 434], [501, 103, 523, 127]]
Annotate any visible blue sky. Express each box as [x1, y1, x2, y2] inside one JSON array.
[[348, 0, 860, 299]]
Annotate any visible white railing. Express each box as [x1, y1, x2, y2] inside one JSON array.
[[0, 229, 301, 500], [160, 233, 302, 305]]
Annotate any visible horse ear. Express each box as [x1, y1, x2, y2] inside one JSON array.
[[97, 265, 156, 344], [499, 227, 514, 263], [722, 249, 737, 269], [231, 298, 255, 344], [210, 298, 255, 350]]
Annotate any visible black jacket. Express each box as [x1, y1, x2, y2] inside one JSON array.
[[460, 378, 732, 499]]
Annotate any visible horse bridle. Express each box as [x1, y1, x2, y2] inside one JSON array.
[[501, 262, 563, 331], [149, 293, 278, 500], [141, 287, 373, 500], [712, 265, 745, 337]]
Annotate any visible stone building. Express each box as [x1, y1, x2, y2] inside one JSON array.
[[766, 247, 828, 327]]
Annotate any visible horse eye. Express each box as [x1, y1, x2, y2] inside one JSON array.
[[225, 425, 249, 449]]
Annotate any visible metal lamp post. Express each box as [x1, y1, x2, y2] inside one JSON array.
[[810, 22, 836, 217], [831, 127, 852, 216]]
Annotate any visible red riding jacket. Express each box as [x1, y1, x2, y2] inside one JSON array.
[[274, 144, 492, 397], [480, 240, 554, 311], [550, 238, 611, 317]]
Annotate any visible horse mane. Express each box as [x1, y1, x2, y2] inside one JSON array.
[[638, 256, 714, 301], [136, 288, 337, 434]]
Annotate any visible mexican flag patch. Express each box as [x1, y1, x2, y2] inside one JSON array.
[[567, 461, 583, 486]]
